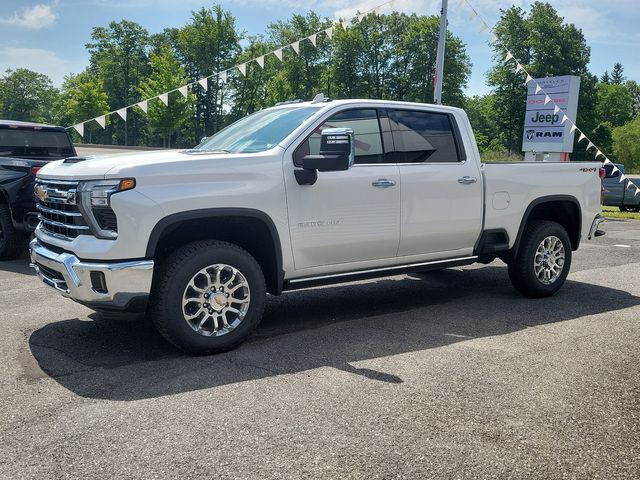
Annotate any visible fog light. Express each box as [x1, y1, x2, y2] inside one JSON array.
[[90, 271, 108, 293]]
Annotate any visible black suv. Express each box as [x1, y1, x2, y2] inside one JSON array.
[[0, 120, 76, 259]]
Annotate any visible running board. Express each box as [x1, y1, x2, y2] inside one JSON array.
[[283, 256, 478, 291]]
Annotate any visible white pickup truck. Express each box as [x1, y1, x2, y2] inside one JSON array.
[[30, 99, 604, 354]]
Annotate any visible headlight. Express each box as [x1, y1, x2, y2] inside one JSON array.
[[77, 178, 135, 239]]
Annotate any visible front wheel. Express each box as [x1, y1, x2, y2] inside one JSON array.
[[508, 220, 572, 298], [149, 240, 266, 354]]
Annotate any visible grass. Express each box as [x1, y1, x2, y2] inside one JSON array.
[[602, 206, 640, 220]]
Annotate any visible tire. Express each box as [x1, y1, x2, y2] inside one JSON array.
[[619, 206, 630, 212], [149, 240, 266, 355], [0, 203, 22, 260], [508, 220, 572, 298]]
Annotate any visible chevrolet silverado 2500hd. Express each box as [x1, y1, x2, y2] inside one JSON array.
[[29, 99, 604, 354]]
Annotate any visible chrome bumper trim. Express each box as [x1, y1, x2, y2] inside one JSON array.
[[588, 214, 605, 240], [29, 239, 154, 310]]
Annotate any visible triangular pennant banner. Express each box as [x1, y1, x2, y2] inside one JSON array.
[[586, 141, 594, 151], [116, 107, 127, 121], [325, 26, 334, 40], [95, 115, 106, 129], [178, 85, 188, 98], [479, 22, 489, 33], [504, 51, 513, 62], [490, 32, 498, 44], [469, 7, 478, 18], [219, 71, 227, 84], [578, 132, 586, 142], [515, 63, 524, 74], [73, 123, 84, 137], [137, 100, 148, 113], [612, 166, 619, 174], [308, 34, 317, 47], [535, 84, 542, 94], [561, 114, 568, 124], [256, 55, 264, 69], [159, 93, 169, 106], [544, 95, 552, 105], [274, 48, 283, 61], [237, 63, 246, 77], [595, 149, 604, 159], [603, 158, 613, 164], [525, 74, 533, 84], [635, 186, 640, 197], [198, 78, 208, 91], [619, 174, 626, 183], [341, 20, 349, 30], [571, 124, 578, 133], [627, 181, 635, 190], [291, 41, 300, 54], [553, 105, 561, 114]]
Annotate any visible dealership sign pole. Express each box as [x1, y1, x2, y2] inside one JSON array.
[[522, 75, 581, 161]]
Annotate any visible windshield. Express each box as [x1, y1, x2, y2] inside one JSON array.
[[192, 106, 321, 154], [0, 128, 74, 159]]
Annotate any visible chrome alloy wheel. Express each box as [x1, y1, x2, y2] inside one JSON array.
[[181, 264, 251, 337], [533, 235, 565, 285]]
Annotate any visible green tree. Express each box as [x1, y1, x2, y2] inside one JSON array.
[[173, 5, 241, 138], [138, 45, 194, 147], [613, 117, 640, 172], [0, 69, 58, 123], [596, 83, 633, 127], [610, 62, 625, 84], [487, 2, 595, 156], [56, 71, 110, 143], [86, 20, 150, 145], [601, 71, 610, 84], [626, 80, 640, 118]]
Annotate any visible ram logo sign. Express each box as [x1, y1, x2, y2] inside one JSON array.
[[522, 75, 581, 154]]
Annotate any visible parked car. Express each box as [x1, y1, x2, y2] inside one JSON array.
[[29, 98, 604, 354], [603, 163, 640, 212], [0, 120, 76, 259]]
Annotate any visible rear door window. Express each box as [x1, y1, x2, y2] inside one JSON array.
[[389, 109, 462, 163]]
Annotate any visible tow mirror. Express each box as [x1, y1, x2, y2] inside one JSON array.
[[296, 128, 355, 185]]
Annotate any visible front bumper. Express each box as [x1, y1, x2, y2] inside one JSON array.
[[29, 239, 154, 312]]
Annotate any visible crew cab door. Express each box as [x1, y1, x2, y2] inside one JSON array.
[[284, 108, 400, 270], [389, 108, 483, 257]]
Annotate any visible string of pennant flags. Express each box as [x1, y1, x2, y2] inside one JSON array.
[[69, 0, 640, 199], [68, 0, 397, 138], [454, 0, 640, 198]]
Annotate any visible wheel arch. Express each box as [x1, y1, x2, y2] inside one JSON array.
[[146, 208, 284, 295], [511, 195, 582, 259]]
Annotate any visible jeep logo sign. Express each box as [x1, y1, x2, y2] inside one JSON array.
[[522, 75, 581, 154]]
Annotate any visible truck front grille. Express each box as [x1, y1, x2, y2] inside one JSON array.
[[35, 179, 90, 240]]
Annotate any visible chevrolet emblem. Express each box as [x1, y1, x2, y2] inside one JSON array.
[[35, 185, 47, 202]]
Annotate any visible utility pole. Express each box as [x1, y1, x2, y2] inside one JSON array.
[[434, 0, 448, 104]]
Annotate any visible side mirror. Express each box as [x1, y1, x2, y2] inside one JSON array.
[[303, 128, 354, 172]]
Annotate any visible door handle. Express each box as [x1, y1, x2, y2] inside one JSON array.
[[372, 178, 396, 188], [458, 176, 477, 185]]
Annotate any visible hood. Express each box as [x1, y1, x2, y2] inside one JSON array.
[[37, 150, 184, 180]]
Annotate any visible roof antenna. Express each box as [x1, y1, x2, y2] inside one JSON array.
[[311, 93, 327, 103]]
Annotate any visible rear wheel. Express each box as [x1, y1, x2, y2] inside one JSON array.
[[0, 203, 22, 260], [508, 220, 572, 298], [149, 240, 266, 354]]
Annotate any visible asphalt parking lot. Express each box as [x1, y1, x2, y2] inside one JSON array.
[[1, 220, 639, 479]]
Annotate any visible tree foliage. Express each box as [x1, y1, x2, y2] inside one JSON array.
[[613, 117, 640, 171], [0, 69, 58, 123], [138, 45, 194, 147]]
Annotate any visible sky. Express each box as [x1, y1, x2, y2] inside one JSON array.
[[1, 0, 639, 97]]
